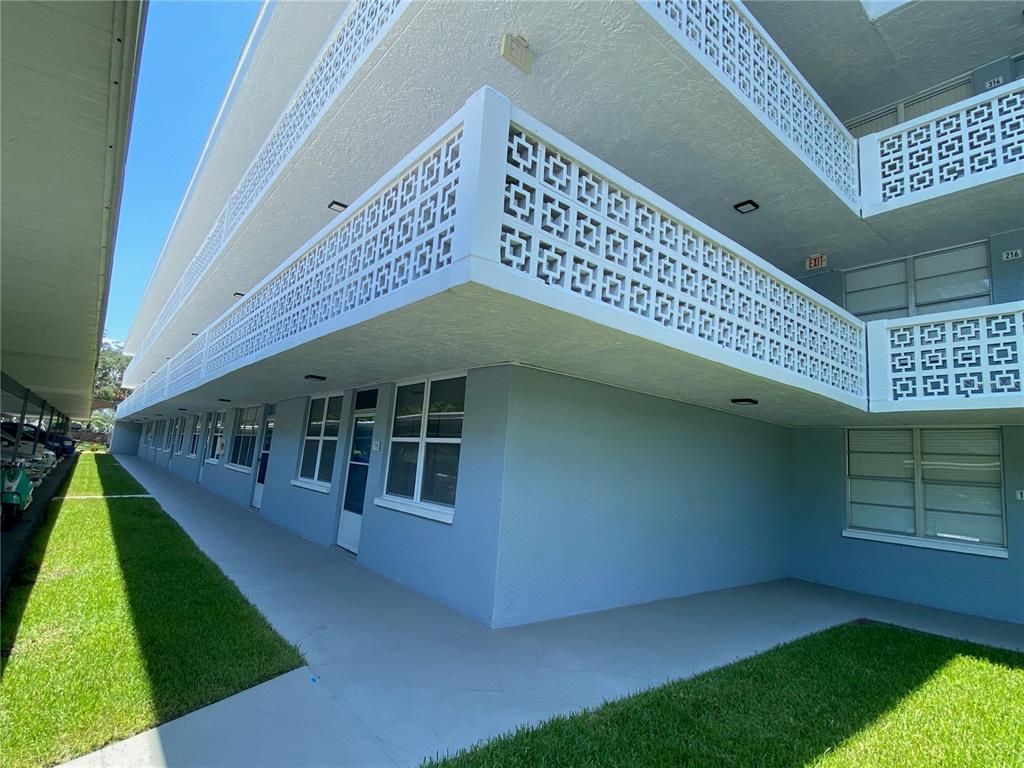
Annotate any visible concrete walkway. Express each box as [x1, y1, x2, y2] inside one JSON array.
[[69, 456, 1023, 767]]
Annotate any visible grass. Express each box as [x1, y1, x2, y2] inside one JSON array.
[[428, 622, 1024, 768], [0, 454, 303, 768]]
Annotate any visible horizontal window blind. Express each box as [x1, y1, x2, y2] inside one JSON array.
[[847, 428, 1005, 547]]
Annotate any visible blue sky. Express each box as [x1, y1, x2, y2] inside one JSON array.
[[106, 1, 261, 343]]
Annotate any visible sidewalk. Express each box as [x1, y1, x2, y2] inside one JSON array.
[[67, 456, 1024, 767]]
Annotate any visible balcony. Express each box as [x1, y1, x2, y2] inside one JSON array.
[[125, 0, 911, 388], [118, 88, 868, 425], [867, 303, 1024, 414]]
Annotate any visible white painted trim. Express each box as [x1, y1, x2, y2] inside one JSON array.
[[842, 529, 1008, 559], [291, 477, 331, 494], [224, 463, 253, 475], [373, 495, 453, 524]]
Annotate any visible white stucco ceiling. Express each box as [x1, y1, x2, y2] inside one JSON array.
[[1, 0, 144, 418], [746, 0, 1024, 122], [119, 281, 1023, 429]]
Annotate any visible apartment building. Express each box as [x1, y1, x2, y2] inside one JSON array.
[[111, 0, 1024, 627]]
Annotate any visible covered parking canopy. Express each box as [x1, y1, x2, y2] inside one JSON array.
[[1, 1, 145, 420]]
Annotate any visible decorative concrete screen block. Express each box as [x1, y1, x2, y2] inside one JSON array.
[[887, 307, 1023, 402], [500, 125, 865, 398], [877, 85, 1024, 203], [650, 0, 858, 204], [203, 129, 462, 375], [138, 0, 404, 360], [167, 338, 205, 397]]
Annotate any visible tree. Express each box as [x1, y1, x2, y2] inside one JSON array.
[[90, 408, 116, 435], [94, 340, 131, 403]]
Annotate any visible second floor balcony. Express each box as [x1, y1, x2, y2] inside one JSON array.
[[117, 88, 1023, 425]]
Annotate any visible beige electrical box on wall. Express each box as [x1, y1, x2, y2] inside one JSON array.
[[500, 33, 532, 74]]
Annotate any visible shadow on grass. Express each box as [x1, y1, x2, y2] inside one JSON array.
[[97, 454, 302, 724], [428, 622, 1024, 768], [0, 458, 79, 678]]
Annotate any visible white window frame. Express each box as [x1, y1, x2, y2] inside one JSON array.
[[842, 239, 991, 320], [293, 393, 345, 490], [226, 406, 260, 471], [844, 427, 1007, 558], [174, 416, 187, 454], [206, 411, 226, 463], [377, 372, 466, 524], [161, 420, 173, 451], [187, 415, 203, 457]]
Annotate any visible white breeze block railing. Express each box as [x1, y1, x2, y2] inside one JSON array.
[[867, 303, 1024, 412], [645, 0, 859, 207], [498, 113, 866, 402], [861, 81, 1024, 216], [118, 88, 867, 419], [118, 95, 470, 419], [133, 0, 406, 365]]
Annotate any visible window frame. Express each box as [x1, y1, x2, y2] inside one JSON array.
[[226, 406, 261, 471], [844, 427, 1007, 558], [174, 416, 187, 454], [842, 239, 992, 321], [206, 411, 226, 463], [378, 372, 466, 524], [187, 415, 203, 457], [161, 420, 173, 451], [293, 392, 345, 490]]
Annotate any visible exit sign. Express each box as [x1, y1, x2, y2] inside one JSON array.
[[1002, 248, 1022, 262], [805, 254, 828, 270]]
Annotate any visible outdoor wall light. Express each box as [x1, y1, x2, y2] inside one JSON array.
[[730, 398, 759, 405], [218, 398, 231, 403], [303, 374, 327, 381], [733, 199, 759, 214], [328, 200, 348, 213]]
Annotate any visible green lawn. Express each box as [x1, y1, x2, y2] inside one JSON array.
[[428, 622, 1024, 768], [0, 454, 303, 768]]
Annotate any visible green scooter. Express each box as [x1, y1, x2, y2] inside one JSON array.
[[2, 460, 33, 527]]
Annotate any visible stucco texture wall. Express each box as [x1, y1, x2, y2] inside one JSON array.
[[491, 366, 793, 628], [357, 368, 510, 627], [788, 426, 1024, 624]]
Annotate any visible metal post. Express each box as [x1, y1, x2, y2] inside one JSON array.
[[14, 389, 29, 453], [46, 405, 55, 432], [31, 400, 45, 456]]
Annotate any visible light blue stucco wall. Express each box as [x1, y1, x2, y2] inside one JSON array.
[[110, 421, 141, 455], [357, 367, 511, 627], [788, 426, 1024, 624], [490, 366, 793, 628], [255, 394, 349, 547], [197, 408, 259, 509]]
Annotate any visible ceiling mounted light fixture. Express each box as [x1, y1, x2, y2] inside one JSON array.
[[730, 397, 759, 405], [178, 408, 187, 411], [233, 292, 245, 298], [304, 374, 327, 381], [733, 199, 759, 214], [328, 200, 348, 213], [218, 398, 231, 403]]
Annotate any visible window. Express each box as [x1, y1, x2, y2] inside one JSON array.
[[847, 428, 1006, 552], [207, 411, 226, 461], [229, 407, 260, 468], [844, 242, 992, 321], [162, 420, 173, 451], [188, 415, 203, 456], [298, 395, 343, 484], [175, 417, 187, 454], [385, 375, 465, 509]]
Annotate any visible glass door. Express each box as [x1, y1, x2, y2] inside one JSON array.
[[337, 390, 377, 553], [251, 406, 276, 509]]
